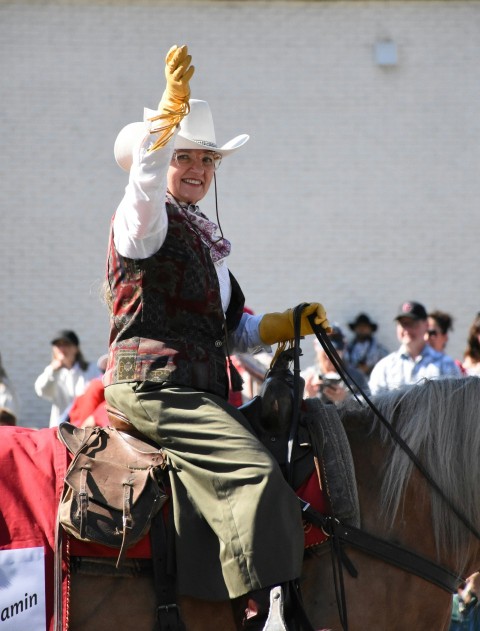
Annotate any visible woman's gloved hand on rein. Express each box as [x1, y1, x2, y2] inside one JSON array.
[[259, 303, 331, 345]]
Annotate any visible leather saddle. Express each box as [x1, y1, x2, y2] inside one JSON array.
[[103, 385, 359, 531], [59, 350, 360, 567]]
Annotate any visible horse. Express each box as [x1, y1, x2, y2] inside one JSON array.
[[302, 376, 480, 631], [1, 376, 480, 630]]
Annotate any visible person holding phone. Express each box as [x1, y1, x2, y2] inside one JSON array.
[[302, 324, 369, 405], [34, 330, 101, 427]]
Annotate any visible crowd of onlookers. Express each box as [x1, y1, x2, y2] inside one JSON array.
[[1, 303, 480, 428], [301, 302, 480, 407]]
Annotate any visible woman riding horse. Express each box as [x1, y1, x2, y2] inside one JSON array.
[[105, 44, 330, 630]]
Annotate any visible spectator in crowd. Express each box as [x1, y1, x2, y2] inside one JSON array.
[[425, 310, 453, 353], [450, 572, 480, 631], [34, 329, 101, 427], [462, 313, 480, 376], [345, 312, 388, 376], [0, 352, 19, 419], [369, 301, 462, 396], [426, 309, 464, 374], [302, 324, 369, 405], [104, 44, 331, 630]]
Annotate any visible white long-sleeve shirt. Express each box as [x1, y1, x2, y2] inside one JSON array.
[[34, 362, 101, 427]]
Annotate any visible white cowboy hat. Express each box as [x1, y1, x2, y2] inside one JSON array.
[[114, 99, 249, 171]]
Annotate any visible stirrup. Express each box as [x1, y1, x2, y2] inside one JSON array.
[[262, 586, 288, 631]]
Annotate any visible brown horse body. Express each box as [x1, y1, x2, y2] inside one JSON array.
[[66, 378, 480, 630], [3, 377, 479, 630], [68, 378, 480, 631]]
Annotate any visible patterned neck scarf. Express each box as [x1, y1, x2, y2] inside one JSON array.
[[167, 193, 231, 262]]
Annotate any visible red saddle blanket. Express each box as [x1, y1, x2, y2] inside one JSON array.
[[0, 427, 68, 630], [70, 467, 330, 557]]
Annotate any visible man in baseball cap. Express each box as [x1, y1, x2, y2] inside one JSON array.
[[369, 300, 461, 395], [394, 301, 428, 321], [50, 329, 80, 347]]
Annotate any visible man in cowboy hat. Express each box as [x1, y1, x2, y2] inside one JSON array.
[[104, 44, 331, 630], [345, 312, 388, 376]]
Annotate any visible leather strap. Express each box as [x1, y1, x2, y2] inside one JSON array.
[[288, 581, 316, 631], [303, 504, 463, 594], [150, 509, 185, 631], [283, 305, 322, 631], [286, 303, 308, 485], [79, 466, 89, 539], [117, 481, 134, 568], [54, 513, 64, 631]]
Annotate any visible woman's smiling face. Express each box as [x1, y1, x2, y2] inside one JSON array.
[[167, 150, 220, 204]]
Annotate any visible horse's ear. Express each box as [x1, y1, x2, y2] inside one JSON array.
[[57, 422, 90, 454]]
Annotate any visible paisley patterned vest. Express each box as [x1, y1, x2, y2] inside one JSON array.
[[104, 202, 244, 399]]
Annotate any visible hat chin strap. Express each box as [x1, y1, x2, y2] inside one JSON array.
[[212, 172, 223, 242]]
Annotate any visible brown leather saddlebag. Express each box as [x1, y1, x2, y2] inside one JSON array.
[[57, 423, 167, 566]]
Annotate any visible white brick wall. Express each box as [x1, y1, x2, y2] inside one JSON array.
[[1, 0, 479, 427]]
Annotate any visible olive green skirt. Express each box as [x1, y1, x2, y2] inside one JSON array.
[[104, 381, 304, 601]]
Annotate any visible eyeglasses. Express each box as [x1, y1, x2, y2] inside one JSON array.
[[172, 151, 222, 171], [427, 329, 439, 337]]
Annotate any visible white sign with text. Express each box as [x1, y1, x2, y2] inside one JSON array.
[[0, 547, 46, 630]]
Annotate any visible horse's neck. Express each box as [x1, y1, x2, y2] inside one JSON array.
[[346, 419, 438, 554], [346, 421, 396, 534], [346, 416, 480, 575]]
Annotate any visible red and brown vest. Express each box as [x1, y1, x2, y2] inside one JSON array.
[[104, 202, 244, 399]]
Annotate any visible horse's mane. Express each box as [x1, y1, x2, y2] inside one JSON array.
[[344, 377, 480, 568]]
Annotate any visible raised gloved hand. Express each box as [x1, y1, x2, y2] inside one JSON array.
[[160, 44, 194, 111], [149, 44, 195, 151], [259, 303, 331, 345]]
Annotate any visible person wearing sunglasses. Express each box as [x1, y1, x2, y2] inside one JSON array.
[[425, 310, 453, 354], [425, 310, 465, 375], [104, 44, 331, 631]]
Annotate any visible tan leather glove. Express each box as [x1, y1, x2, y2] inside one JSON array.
[[160, 44, 194, 111], [259, 303, 331, 345], [149, 44, 195, 151]]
